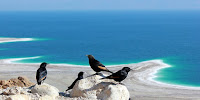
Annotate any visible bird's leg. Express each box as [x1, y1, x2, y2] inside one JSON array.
[[42, 80, 44, 84]]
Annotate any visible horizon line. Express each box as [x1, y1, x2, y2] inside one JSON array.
[[0, 9, 200, 12]]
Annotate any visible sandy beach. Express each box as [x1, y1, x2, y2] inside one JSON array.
[[0, 38, 200, 100]]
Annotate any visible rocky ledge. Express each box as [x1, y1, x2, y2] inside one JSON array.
[[0, 75, 130, 100]]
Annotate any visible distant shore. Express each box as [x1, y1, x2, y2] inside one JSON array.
[[0, 37, 200, 99], [0, 37, 34, 43]]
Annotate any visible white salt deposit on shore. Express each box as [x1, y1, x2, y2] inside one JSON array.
[[0, 37, 34, 44], [0, 38, 200, 100]]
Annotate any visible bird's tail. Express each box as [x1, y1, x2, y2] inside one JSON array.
[[66, 88, 70, 91], [37, 81, 41, 85], [106, 70, 113, 74]]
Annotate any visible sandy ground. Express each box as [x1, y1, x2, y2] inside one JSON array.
[[0, 58, 200, 100], [1, 38, 200, 100]]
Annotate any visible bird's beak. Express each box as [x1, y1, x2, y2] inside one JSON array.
[[86, 55, 88, 57], [130, 69, 134, 71]]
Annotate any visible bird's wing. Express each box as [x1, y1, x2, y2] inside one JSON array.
[[36, 69, 40, 80], [98, 66, 107, 70], [39, 70, 47, 81], [106, 70, 121, 79], [95, 59, 105, 67], [68, 78, 78, 89], [94, 59, 108, 70]]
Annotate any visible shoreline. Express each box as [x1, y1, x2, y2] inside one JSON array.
[[0, 37, 34, 43], [138, 60, 200, 90], [1, 57, 200, 99], [1, 37, 195, 88], [1, 37, 200, 99], [1, 56, 200, 89]]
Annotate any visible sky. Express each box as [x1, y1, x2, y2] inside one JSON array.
[[0, 0, 199, 11]]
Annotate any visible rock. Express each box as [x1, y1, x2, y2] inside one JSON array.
[[0, 80, 8, 85], [6, 94, 30, 100], [0, 75, 130, 100], [31, 83, 59, 98], [0, 76, 35, 89], [39, 95, 56, 100], [18, 76, 34, 87], [2, 86, 29, 95], [3, 87, 21, 95], [2, 85, 8, 89], [98, 85, 130, 100], [70, 74, 130, 100]]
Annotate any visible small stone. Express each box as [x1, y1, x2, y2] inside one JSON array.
[[2, 85, 8, 89], [3, 87, 21, 95], [6, 94, 30, 100], [0, 80, 8, 85]]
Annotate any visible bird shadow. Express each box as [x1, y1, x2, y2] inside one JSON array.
[[26, 85, 36, 93], [27, 85, 35, 89], [59, 92, 70, 97]]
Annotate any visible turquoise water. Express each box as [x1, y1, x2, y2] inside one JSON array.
[[0, 11, 200, 86]]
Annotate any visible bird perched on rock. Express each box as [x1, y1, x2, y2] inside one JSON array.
[[66, 71, 84, 91], [36, 62, 48, 85], [101, 67, 132, 83], [86, 55, 113, 75]]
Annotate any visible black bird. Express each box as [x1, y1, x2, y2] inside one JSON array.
[[36, 62, 48, 85], [66, 71, 84, 91], [101, 67, 132, 83], [86, 55, 113, 74]]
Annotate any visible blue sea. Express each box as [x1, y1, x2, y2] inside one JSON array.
[[0, 11, 200, 87]]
